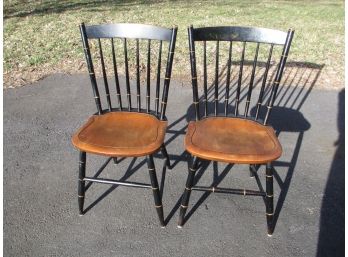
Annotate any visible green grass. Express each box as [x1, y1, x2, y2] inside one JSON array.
[[4, 0, 344, 88]]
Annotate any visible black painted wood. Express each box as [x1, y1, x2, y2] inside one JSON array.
[[111, 38, 122, 110], [235, 41, 246, 116], [192, 26, 288, 45], [78, 151, 86, 215], [123, 38, 131, 111], [188, 26, 200, 121], [85, 23, 173, 41], [214, 41, 219, 116], [160, 26, 178, 121], [80, 23, 102, 114], [265, 162, 274, 235], [147, 155, 165, 226], [264, 29, 294, 125], [136, 39, 141, 112], [244, 42, 259, 117], [255, 44, 273, 120], [155, 41, 162, 115], [146, 39, 151, 113], [203, 41, 208, 117], [224, 41, 232, 116], [178, 155, 199, 227], [98, 39, 112, 111]]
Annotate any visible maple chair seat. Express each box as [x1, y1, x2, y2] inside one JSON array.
[[72, 112, 167, 157], [185, 117, 282, 164]]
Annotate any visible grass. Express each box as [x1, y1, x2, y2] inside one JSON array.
[[4, 0, 344, 88]]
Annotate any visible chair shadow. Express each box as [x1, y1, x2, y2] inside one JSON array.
[[316, 89, 344, 256], [83, 157, 147, 214], [163, 61, 324, 229]]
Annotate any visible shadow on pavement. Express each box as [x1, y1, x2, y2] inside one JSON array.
[[163, 62, 324, 230], [316, 89, 344, 257]]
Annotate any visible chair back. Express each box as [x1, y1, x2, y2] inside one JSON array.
[[188, 25, 294, 125], [80, 23, 178, 120]]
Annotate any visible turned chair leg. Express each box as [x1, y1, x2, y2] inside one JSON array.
[[161, 144, 171, 169], [249, 164, 255, 178], [178, 156, 199, 228], [147, 155, 165, 227], [78, 151, 86, 216], [265, 162, 274, 236]]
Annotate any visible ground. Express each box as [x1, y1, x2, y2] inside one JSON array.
[[4, 73, 344, 256], [3, 0, 344, 89]]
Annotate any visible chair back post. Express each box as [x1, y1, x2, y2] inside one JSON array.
[[80, 23, 102, 115], [188, 25, 200, 121], [160, 26, 178, 121], [263, 29, 295, 125]]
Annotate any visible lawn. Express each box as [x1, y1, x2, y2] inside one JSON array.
[[3, 0, 344, 88]]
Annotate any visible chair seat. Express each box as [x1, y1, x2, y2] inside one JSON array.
[[72, 112, 167, 157], [185, 117, 282, 164]]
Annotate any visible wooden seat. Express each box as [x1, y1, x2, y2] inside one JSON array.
[[72, 112, 167, 157], [185, 117, 282, 164]]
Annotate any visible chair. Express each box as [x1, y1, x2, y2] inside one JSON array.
[[178, 25, 294, 235], [72, 23, 177, 226]]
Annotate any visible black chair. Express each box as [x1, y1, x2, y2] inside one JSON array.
[[72, 23, 177, 226], [178, 25, 294, 235]]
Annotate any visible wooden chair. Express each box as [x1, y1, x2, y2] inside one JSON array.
[[72, 23, 177, 226], [178, 25, 294, 235]]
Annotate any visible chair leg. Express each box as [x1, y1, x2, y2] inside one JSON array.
[[113, 157, 117, 165], [78, 151, 86, 216], [147, 155, 165, 227], [249, 164, 255, 178], [161, 144, 171, 169], [178, 156, 199, 228], [265, 162, 274, 236]]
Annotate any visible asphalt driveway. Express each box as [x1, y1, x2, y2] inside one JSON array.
[[4, 73, 344, 257]]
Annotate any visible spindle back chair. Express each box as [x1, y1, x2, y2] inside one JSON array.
[[178, 25, 294, 235], [72, 23, 177, 226]]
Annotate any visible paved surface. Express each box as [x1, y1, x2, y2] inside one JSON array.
[[4, 73, 344, 257]]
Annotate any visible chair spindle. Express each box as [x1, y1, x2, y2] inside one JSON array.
[[98, 39, 112, 111], [123, 38, 131, 111], [224, 41, 232, 116], [146, 39, 151, 113], [203, 41, 208, 117], [136, 39, 141, 112], [235, 41, 246, 116], [111, 38, 122, 110], [255, 44, 273, 120], [155, 41, 162, 115], [214, 41, 220, 116], [244, 43, 259, 117]]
